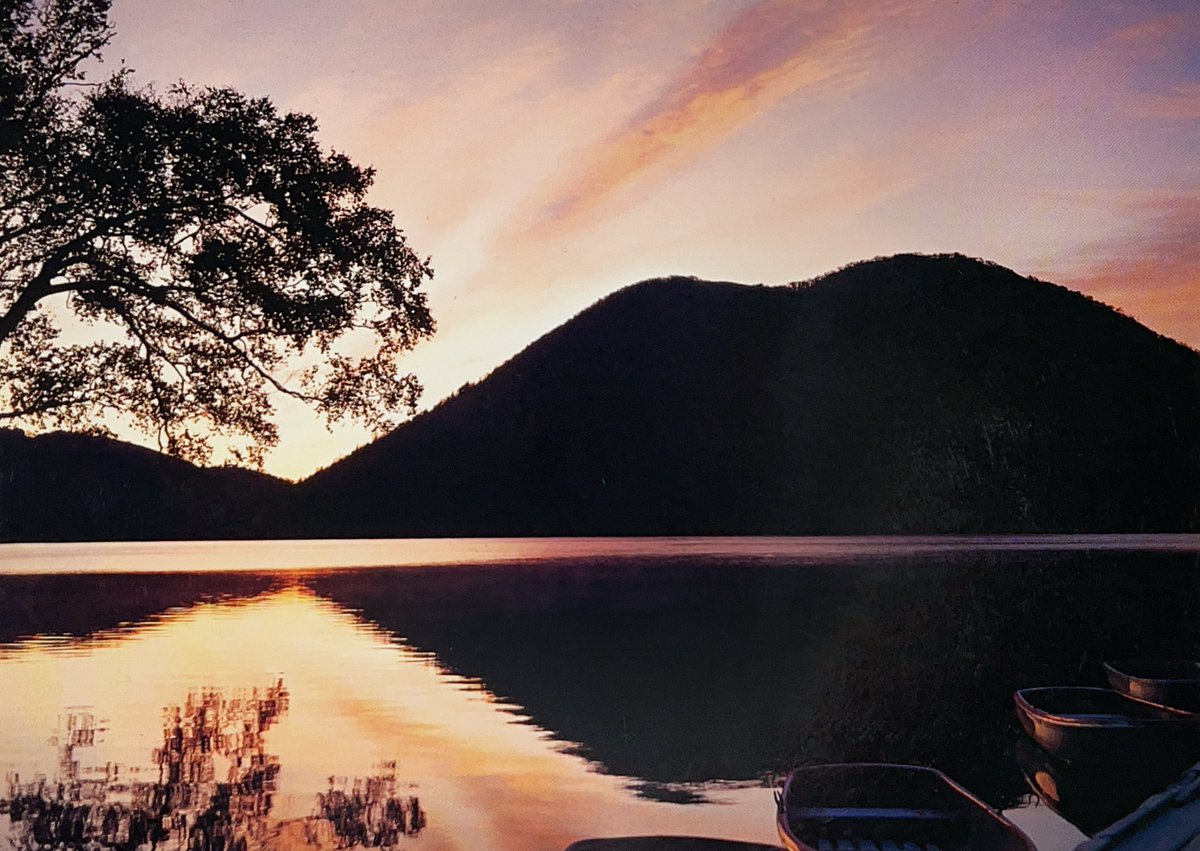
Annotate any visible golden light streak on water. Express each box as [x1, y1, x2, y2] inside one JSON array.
[[0, 585, 780, 850]]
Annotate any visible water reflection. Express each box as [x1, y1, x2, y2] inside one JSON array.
[[308, 552, 1200, 801], [0, 572, 282, 645], [1, 547, 1197, 850], [0, 585, 779, 849], [2, 681, 432, 851], [154, 681, 288, 850], [5, 683, 289, 850], [4, 682, 289, 851], [316, 769, 426, 846]]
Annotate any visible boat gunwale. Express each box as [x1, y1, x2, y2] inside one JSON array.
[[1104, 659, 1200, 715], [1013, 687, 1200, 729], [1104, 657, 1200, 681]]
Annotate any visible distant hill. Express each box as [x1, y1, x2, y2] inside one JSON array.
[[297, 253, 1200, 536], [0, 428, 288, 541]]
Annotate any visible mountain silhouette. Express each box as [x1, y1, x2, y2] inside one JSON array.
[[297, 253, 1200, 536], [2, 253, 1197, 541], [0, 428, 287, 541]]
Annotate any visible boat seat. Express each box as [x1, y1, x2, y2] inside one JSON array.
[[815, 840, 944, 851], [791, 807, 960, 821], [1058, 713, 1139, 723], [800, 809, 960, 851]]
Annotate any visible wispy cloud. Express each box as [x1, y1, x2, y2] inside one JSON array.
[[527, 0, 923, 237], [1055, 195, 1200, 349], [1135, 82, 1200, 120], [1109, 12, 1195, 50], [1102, 9, 1200, 120]]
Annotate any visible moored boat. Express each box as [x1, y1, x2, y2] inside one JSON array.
[[1013, 735, 1178, 837], [776, 764, 1032, 851], [1104, 659, 1200, 713], [1013, 687, 1200, 766]]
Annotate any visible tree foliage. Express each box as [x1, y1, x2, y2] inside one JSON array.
[[0, 0, 434, 465]]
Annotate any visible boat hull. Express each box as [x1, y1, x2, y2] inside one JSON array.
[[1014, 735, 1187, 837]]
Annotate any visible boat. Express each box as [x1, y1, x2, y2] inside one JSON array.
[[775, 763, 1033, 851], [1104, 659, 1200, 713], [1013, 735, 1177, 837], [564, 839, 783, 850], [1013, 687, 1200, 766]]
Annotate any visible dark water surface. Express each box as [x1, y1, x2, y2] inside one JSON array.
[[0, 538, 1197, 850]]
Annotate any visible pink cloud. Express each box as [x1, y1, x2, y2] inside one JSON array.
[[528, 0, 924, 236], [1109, 13, 1194, 48], [1101, 9, 1200, 119], [1055, 195, 1200, 350], [1135, 82, 1200, 120]]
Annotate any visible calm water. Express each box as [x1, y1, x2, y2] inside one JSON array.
[[0, 538, 1198, 851]]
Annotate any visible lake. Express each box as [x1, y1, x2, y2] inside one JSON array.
[[1, 537, 1198, 851]]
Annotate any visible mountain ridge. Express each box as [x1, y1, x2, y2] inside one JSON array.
[[2, 253, 1197, 541], [296, 253, 1200, 536]]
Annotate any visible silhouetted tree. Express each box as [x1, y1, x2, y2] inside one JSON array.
[[0, 0, 433, 464]]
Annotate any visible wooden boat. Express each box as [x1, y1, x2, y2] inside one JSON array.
[[1013, 687, 1200, 766], [1104, 658, 1200, 713], [775, 764, 1032, 851], [564, 839, 782, 850], [1013, 735, 1176, 837]]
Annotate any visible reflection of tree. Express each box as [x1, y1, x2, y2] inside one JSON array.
[[2, 680, 428, 850], [309, 766, 426, 848], [147, 680, 289, 851], [4, 682, 289, 850]]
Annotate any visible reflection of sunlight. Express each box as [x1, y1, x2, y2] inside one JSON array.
[[4, 534, 1195, 574], [0, 587, 779, 850]]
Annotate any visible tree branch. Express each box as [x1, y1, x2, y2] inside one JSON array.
[[0, 396, 91, 419], [55, 269, 323, 406], [0, 262, 56, 341]]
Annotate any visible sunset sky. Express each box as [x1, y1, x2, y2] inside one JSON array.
[[103, 0, 1200, 480]]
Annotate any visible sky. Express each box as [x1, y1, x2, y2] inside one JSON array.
[[97, 0, 1200, 480]]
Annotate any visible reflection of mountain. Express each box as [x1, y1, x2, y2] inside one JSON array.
[[317, 561, 854, 783], [0, 573, 280, 644], [312, 552, 1200, 807], [798, 553, 1200, 802]]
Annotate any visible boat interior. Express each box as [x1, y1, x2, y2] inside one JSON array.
[[780, 767, 1028, 851], [1018, 687, 1187, 721], [1107, 659, 1200, 681]]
